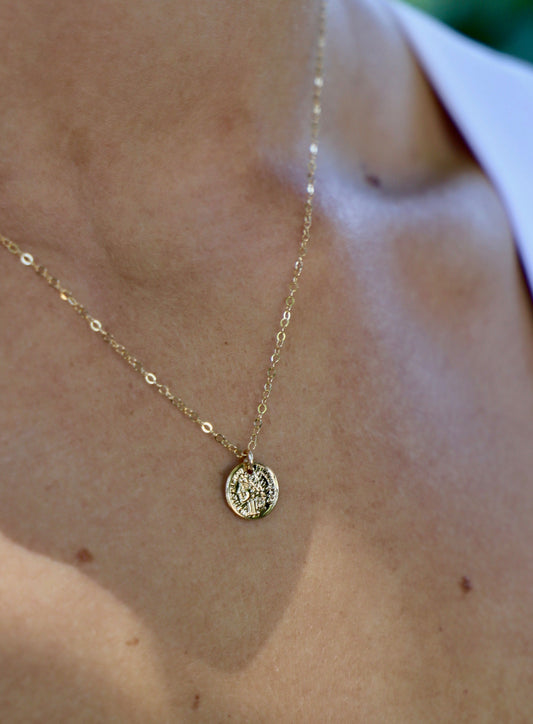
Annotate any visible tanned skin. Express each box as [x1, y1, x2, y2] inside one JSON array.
[[0, 0, 531, 720]]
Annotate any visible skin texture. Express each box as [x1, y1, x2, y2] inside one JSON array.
[[0, 0, 532, 720]]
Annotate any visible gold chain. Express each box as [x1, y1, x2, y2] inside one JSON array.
[[0, 1, 327, 467]]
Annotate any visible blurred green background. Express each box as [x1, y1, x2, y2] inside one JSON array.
[[404, 0, 533, 63]]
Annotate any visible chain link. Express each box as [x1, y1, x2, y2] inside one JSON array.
[[0, 0, 327, 464], [246, 0, 327, 455]]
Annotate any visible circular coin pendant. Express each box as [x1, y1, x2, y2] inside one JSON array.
[[225, 462, 279, 519]]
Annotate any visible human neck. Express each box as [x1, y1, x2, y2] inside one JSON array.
[[0, 0, 465, 165], [0, 1, 320, 165], [0, 0, 471, 278], [0, 1, 327, 269]]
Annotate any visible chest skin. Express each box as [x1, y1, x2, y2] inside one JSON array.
[[1, 166, 533, 723]]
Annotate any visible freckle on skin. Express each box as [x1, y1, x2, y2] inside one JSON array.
[[460, 575, 473, 593], [75, 547, 94, 564], [192, 693, 201, 710], [365, 173, 382, 188], [67, 126, 93, 169], [126, 637, 139, 646]]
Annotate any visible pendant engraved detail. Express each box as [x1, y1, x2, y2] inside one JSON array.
[[225, 462, 279, 519]]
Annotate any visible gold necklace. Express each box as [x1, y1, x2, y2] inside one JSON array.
[[1, 2, 327, 520]]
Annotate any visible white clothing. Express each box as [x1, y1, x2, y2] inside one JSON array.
[[389, 1, 533, 295]]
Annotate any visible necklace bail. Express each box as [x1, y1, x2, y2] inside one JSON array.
[[243, 449, 254, 473]]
